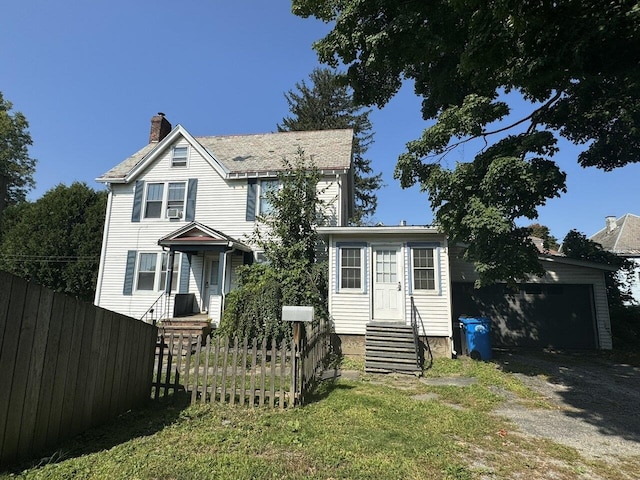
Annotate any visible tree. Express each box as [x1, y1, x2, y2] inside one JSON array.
[[0, 182, 107, 301], [292, 0, 640, 285], [527, 223, 560, 251], [562, 230, 635, 308], [219, 152, 328, 342], [0, 92, 37, 218], [279, 68, 383, 224]]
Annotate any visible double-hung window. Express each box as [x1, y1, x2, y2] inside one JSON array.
[[172, 146, 188, 167], [136, 252, 179, 291], [144, 183, 164, 218], [166, 182, 186, 218], [340, 247, 362, 290], [143, 181, 186, 219], [412, 247, 436, 291], [258, 179, 279, 216], [137, 253, 157, 290]]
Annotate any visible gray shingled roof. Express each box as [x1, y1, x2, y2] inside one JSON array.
[[590, 213, 640, 256], [97, 127, 353, 181]]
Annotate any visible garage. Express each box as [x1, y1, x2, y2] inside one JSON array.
[[449, 246, 615, 351], [452, 282, 598, 349]]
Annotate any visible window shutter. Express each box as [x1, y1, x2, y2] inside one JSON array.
[[131, 181, 144, 222], [179, 253, 191, 294], [185, 178, 198, 221], [123, 250, 137, 295], [246, 178, 257, 221]]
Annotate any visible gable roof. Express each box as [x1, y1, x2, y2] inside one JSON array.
[[96, 126, 353, 183], [158, 221, 251, 252], [590, 213, 640, 256]]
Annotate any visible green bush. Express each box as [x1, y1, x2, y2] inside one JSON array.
[[218, 264, 291, 344]]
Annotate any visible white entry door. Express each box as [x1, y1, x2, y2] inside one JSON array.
[[373, 246, 403, 321], [203, 256, 221, 322]]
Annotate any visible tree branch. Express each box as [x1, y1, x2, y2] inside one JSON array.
[[423, 91, 564, 164]]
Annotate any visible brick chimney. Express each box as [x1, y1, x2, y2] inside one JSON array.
[[149, 112, 171, 142]]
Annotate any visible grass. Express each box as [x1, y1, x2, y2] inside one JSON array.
[[3, 357, 639, 479]]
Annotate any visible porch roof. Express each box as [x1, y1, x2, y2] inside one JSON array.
[[158, 221, 252, 252]]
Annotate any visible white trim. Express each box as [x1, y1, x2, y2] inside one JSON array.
[[371, 243, 405, 321], [319, 225, 440, 235], [338, 245, 365, 292], [94, 187, 113, 306], [134, 251, 180, 292], [125, 125, 229, 182], [408, 245, 440, 295], [171, 145, 189, 168], [142, 180, 187, 221]]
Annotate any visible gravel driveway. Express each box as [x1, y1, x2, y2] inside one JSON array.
[[493, 351, 640, 461]]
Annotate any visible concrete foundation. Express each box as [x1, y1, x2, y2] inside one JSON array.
[[335, 334, 452, 359]]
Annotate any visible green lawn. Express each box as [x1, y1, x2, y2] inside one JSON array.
[[3, 357, 638, 479]]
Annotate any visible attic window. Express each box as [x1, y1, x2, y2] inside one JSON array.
[[172, 146, 188, 167]]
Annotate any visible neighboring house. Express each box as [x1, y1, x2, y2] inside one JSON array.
[[94, 114, 615, 363], [590, 214, 640, 304]]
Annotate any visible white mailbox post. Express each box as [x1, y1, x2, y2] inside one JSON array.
[[282, 305, 314, 345], [282, 305, 314, 406]]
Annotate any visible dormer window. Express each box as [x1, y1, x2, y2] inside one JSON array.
[[172, 146, 188, 167]]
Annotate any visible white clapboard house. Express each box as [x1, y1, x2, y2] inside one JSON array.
[[94, 114, 615, 369]]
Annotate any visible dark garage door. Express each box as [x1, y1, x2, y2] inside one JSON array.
[[452, 283, 598, 349]]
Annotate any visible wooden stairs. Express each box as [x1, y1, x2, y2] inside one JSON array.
[[365, 323, 422, 375], [157, 314, 212, 354]]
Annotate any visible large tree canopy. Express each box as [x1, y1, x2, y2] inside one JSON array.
[[0, 182, 107, 301], [292, 0, 640, 285], [279, 67, 383, 224], [0, 91, 36, 217]]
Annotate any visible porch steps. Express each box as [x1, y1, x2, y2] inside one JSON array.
[[365, 323, 421, 375], [158, 316, 213, 352]]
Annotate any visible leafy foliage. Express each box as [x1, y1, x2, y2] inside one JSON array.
[[562, 229, 635, 308], [279, 68, 383, 224], [527, 223, 560, 251], [0, 91, 37, 217], [218, 264, 287, 342], [0, 182, 107, 301], [219, 152, 328, 343], [562, 229, 640, 349], [292, 0, 640, 284]]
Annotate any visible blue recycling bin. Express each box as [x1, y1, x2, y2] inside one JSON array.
[[459, 317, 492, 360]]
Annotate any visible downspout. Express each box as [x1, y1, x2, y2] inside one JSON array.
[[161, 246, 173, 320], [94, 184, 113, 306], [221, 242, 239, 315]]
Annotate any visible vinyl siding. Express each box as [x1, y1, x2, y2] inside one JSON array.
[[449, 246, 612, 349], [96, 137, 351, 319], [327, 233, 451, 337], [405, 241, 452, 337]]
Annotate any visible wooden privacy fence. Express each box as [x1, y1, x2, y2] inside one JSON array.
[[152, 316, 332, 408], [0, 271, 157, 465]]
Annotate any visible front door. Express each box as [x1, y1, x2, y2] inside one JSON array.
[[373, 246, 403, 321], [203, 256, 221, 317]]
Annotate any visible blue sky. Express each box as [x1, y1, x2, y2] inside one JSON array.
[[2, 1, 638, 241]]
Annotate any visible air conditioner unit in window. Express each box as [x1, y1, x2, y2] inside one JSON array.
[[167, 208, 183, 219]]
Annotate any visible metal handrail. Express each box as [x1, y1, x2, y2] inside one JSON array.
[[140, 292, 168, 325], [409, 296, 421, 368], [410, 295, 433, 369]]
